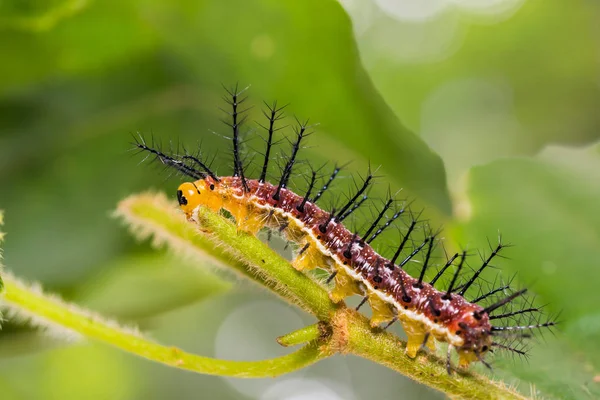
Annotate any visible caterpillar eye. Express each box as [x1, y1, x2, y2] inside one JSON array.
[[177, 190, 188, 206]]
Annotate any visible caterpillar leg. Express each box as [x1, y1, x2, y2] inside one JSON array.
[[227, 202, 266, 234], [457, 350, 478, 368], [330, 267, 363, 303], [400, 319, 429, 358], [292, 242, 329, 272], [446, 345, 454, 374], [423, 333, 436, 352], [368, 294, 396, 327]]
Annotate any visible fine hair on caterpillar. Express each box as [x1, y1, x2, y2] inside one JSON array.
[[133, 83, 557, 374]]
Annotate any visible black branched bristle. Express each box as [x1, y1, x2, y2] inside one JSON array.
[[360, 198, 393, 245], [181, 153, 219, 181], [222, 83, 251, 191], [471, 281, 513, 303], [259, 101, 287, 183], [429, 252, 459, 286], [443, 251, 467, 299], [489, 307, 540, 321], [415, 235, 436, 288], [297, 170, 318, 213], [398, 236, 430, 268], [312, 164, 343, 203], [366, 202, 406, 244], [475, 352, 493, 371], [388, 219, 418, 266], [491, 340, 531, 360], [491, 320, 557, 333], [338, 194, 368, 222], [133, 135, 207, 180], [458, 242, 504, 296], [335, 172, 373, 221], [482, 288, 527, 315], [273, 119, 309, 201]]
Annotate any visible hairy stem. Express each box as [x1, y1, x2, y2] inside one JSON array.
[[337, 310, 528, 400], [116, 193, 339, 320], [277, 322, 328, 347], [0, 272, 329, 378], [0, 197, 533, 399]]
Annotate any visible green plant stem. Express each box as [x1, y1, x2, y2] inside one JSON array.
[[277, 323, 325, 347], [193, 206, 339, 321], [116, 193, 531, 399], [0, 273, 330, 378], [116, 193, 339, 320], [116, 193, 261, 284], [340, 310, 527, 400], [1, 196, 533, 399]]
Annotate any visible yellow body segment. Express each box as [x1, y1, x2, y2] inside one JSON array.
[[457, 350, 478, 368], [292, 241, 330, 272], [368, 294, 396, 327], [400, 317, 436, 358], [330, 267, 363, 303]]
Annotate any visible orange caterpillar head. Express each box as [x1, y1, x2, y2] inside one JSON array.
[[453, 309, 494, 367], [177, 177, 222, 218]]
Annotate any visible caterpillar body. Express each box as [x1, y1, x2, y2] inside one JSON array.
[[135, 86, 556, 373]]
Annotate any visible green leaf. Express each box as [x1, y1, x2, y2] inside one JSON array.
[[0, 0, 157, 90], [0, 0, 88, 31], [460, 142, 600, 399], [355, 1, 600, 188], [74, 254, 230, 320], [139, 0, 451, 213]]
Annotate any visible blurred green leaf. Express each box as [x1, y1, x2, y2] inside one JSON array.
[[0, 344, 138, 400], [359, 1, 600, 188], [75, 254, 230, 320], [0, 0, 450, 288], [459, 142, 600, 399], [0, 0, 157, 89], [139, 0, 451, 213], [0, 0, 88, 31]]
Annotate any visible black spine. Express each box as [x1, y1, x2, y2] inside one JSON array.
[[366, 205, 406, 244], [429, 252, 459, 286], [338, 195, 367, 222], [312, 165, 342, 203], [482, 288, 527, 315], [223, 84, 250, 191], [297, 170, 317, 212], [273, 120, 308, 201], [443, 251, 466, 299], [389, 219, 417, 266], [259, 101, 286, 183], [398, 237, 430, 268], [458, 243, 503, 296], [134, 137, 206, 180], [335, 173, 373, 221], [361, 198, 393, 244], [416, 236, 436, 287]]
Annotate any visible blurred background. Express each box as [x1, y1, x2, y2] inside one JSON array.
[[1, 0, 600, 399]]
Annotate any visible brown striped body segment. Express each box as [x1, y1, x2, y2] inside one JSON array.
[[177, 176, 493, 366]]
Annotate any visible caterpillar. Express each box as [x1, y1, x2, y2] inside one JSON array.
[[134, 85, 556, 373]]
